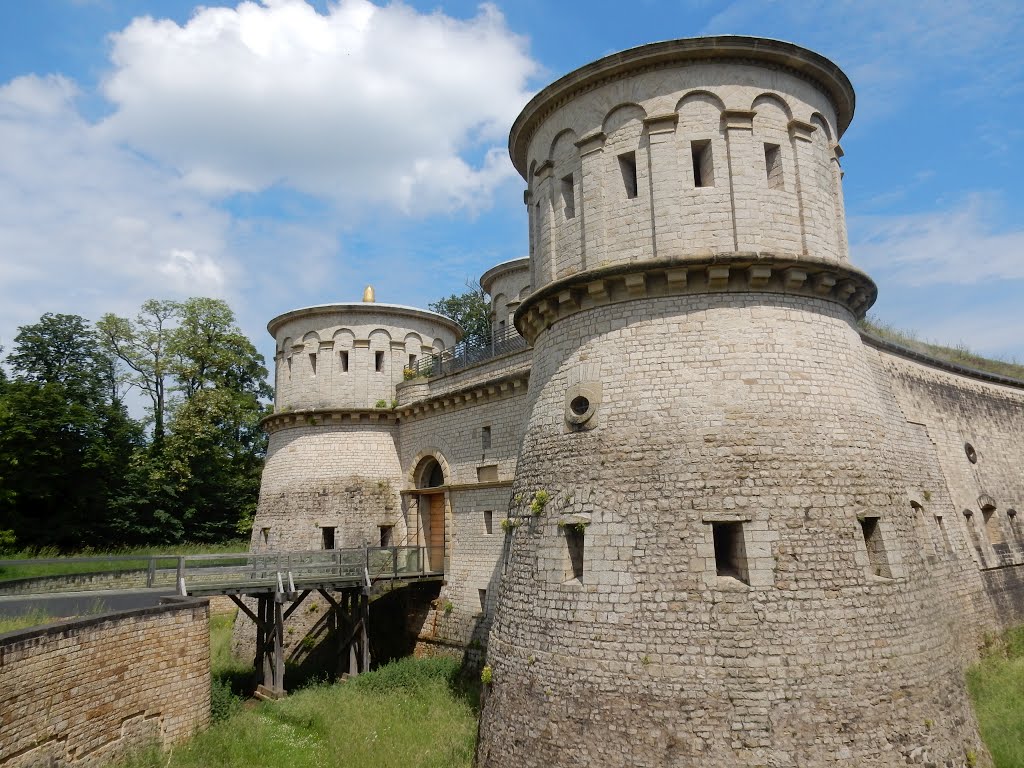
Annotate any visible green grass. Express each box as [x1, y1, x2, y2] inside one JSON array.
[[968, 626, 1024, 768], [860, 315, 1024, 381], [0, 540, 249, 583], [0, 609, 53, 634], [113, 656, 478, 768]]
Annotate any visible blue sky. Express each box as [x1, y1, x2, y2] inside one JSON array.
[[1, 0, 1022, 373]]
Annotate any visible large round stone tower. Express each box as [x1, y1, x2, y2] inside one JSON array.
[[477, 37, 988, 767], [252, 295, 460, 553]]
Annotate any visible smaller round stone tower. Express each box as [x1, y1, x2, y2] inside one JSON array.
[[252, 293, 461, 553], [480, 257, 531, 340]]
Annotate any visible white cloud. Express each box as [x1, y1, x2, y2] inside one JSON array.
[[0, 74, 235, 343], [99, 0, 537, 214], [850, 193, 1024, 285]]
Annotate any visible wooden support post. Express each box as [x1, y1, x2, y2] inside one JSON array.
[[254, 596, 266, 675], [273, 597, 285, 694], [360, 592, 370, 672], [348, 591, 358, 677]]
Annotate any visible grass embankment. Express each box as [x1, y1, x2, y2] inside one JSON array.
[[859, 316, 1024, 381], [117, 645, 478, 768], [968, 626, 1024, 768], [0, 540, 249, 582]]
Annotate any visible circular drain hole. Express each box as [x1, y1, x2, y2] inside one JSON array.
[[570, 396, 590, 416]]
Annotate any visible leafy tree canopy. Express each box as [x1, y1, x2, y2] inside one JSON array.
[[428, 284, 490, 341]]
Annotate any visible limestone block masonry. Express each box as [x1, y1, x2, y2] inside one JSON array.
[[0, 600, 210, 768], [251, 35, 1024, 768], [476, 36, 1001, 768]]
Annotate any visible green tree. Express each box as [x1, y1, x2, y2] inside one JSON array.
[[428, 284, 490, 340], [97, 299, 178, 444], [0, 315, 143, 548], [157, 298, 271, 540]]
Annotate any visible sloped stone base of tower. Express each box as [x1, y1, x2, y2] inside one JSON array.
[[477, 294, 990, 767]]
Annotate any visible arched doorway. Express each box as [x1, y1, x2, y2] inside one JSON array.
[[414, 456, 446, 573]]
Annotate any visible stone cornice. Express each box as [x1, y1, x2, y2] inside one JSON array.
[[264, 369, 532, 434], [513, 253, 877, 345], [509, 36, 856, 177], [262, 408, 398, 434], [397, 370, 530, 423]]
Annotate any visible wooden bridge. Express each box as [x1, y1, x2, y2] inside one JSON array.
[[0, 547, 441, 697], [173, 546, 443, 698], [170, 546, 442, 698]]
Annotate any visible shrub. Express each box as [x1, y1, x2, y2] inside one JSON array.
[[210, 677, 242, 722]]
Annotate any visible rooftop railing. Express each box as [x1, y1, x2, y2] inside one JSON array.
[[408, 325, 528, 380]]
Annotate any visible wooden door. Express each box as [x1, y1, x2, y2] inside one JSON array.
[[428, 494, 445, 572]]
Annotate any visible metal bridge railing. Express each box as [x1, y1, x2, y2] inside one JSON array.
[[408, 325, 527, 380]]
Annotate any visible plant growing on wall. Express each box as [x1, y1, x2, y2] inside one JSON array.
[[529, 490, 550, 516]]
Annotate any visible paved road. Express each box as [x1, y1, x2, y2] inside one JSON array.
[[0, 588, 174, 619]]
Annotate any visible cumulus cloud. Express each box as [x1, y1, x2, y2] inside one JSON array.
[[0, 74, 235, 345], [849, 193, 1024, 285], [99, 0, 537, 213]]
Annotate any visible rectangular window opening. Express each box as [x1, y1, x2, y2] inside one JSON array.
[[764, 143, 783, 189], [936, 516, 952, 554], [691, 140, 714, 188], [375, 350, 385, 372], [565, 525, 585, 582], [339, 350, 349, 373], [482, 425, 492, 451], [379, 525, 394, 548], [408, 353, 417, 370], [477, 464, 499, 483], [308, 352, 317, 376], [859, 516, 892, 578], [478, 588, 488, 613], [261, 527, 270, 545], [618, 151, 638, 199], [484, 510, 493, 535], [561, 174, 575, 219], [983, 507, 1008, 557], [321, 526, 336, 550], [712, 521, 748, 584]]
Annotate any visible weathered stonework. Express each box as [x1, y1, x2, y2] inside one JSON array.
[[252, 35, 1024, 768], [0, 600, 210, 768]]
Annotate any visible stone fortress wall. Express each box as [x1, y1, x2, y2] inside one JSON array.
[[250, 36, 1024, 767], [0, 600, 210, 768]]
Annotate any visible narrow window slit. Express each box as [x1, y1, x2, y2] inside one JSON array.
[[308, 352, 317, 375], [691, 140, 714, 187], [561, 174, 575, 219], [764, 143, 783, 189], [484, 510, 493, 535], [482, 425, 492, 450], [859, 516, 891, 578], [478, 588, 487, 613], [375, 350, 385, 372], [321, 526, 336, 550], [712, 522, 748, 584], [565, 525, 585, 582], [618, 152, 638, 199]]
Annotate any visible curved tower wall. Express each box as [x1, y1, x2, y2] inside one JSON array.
[[478, 38, 987, 767], [481, 258, 531, 339], [270, 304, 460, 411], [252, 304, 461, 553]]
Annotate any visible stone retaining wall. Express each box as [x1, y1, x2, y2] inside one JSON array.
[[0, 598, 210, 768]]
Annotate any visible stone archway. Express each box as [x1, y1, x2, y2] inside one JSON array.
[[411, 453, 449, 573]]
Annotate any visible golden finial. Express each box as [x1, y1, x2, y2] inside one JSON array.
[[362, 285, 375, 303]]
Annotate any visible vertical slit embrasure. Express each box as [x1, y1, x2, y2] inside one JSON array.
[[618, 152, 638, 199]]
